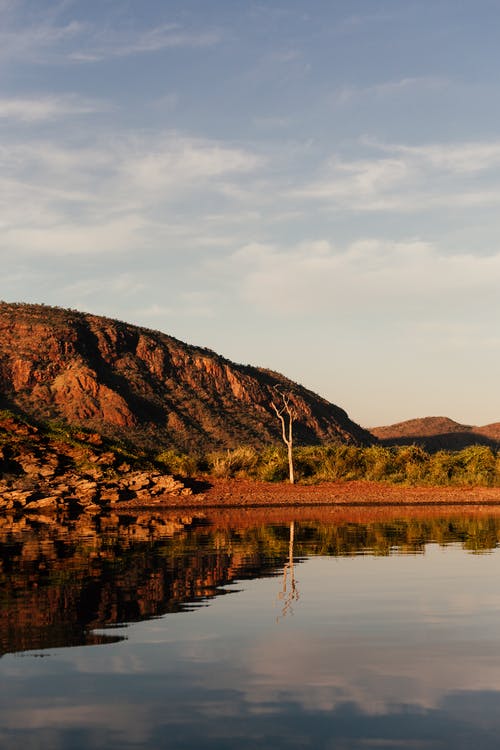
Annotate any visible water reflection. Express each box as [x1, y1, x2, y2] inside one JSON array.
[[2, 507, 500, 749], [277, 521, 299, 620], [1, 508, 500, 656]]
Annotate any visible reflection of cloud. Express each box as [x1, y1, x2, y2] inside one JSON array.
[[4, 689, 500, 749], [0, 702, 153, 745], [2, 550, 500, 747], [241, 629, 500, 715]]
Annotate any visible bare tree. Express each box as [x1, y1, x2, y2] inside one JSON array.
[[271, 389, 295, 484]]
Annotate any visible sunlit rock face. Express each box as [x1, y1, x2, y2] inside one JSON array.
[[0, 302, 373, 451]]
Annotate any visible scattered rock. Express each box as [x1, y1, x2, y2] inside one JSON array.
[[0, 412, 194, 516], [7, 490, 37, 506], [94, 451, 116, 466], [25, 496, 59, 510], [99, 488, 122, 504]]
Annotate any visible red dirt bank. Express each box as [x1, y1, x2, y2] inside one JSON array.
[[130, 477, 500, 509]]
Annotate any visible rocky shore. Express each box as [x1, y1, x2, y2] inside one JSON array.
[[0, 413, 192, 515]]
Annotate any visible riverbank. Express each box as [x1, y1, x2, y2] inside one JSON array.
[[119, 476, 500, 510], [2, 412, 500, 515]]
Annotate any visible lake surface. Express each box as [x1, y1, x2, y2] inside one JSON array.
[[2, 507, 500, 749]]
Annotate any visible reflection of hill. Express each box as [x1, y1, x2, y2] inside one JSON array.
[[2, 510, 500, 657], [0, 512, 288, 657]]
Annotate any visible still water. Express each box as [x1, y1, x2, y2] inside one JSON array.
[[1, 507, 500, 749]]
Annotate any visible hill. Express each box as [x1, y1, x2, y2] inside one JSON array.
[[370, 416, 500, 451], [0, 302, 372, 451]]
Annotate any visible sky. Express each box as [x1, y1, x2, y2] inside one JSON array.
[[1, 0, 499, 427]]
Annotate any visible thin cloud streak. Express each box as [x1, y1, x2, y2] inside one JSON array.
[[0, 19, 84, 63], [68, 24, 223, 63], [0, 3, 221, 65], [333, 76, 449, 106], [0, 94, 109, 121], [0, 131, 263, 256], [224, 239, 500, 314], [294, 138, 500, 212]]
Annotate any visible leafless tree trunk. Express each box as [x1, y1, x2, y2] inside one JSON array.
[[271, 390, 295, 484]]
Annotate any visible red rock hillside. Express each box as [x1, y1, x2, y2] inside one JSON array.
[[370, 416, 500, 451], [0, 302, 373, 452]]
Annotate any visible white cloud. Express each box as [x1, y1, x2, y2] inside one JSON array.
[[412, 322, 500, 352], [118, 134, 262, 196], [69, 23, 222, 63], [0, 94, 108, 122], [0, 2, 221, 66], [295, 155, 410, 207], [382, 140, 500, 174], [0, 131, 262, 257], [334, 76, 448, 105], [0, 19, 84, 63], [63, 273, 146, 299], [253, 116, 290, 130], [137, 292, 214, 320], [3, 215, 146, 256], [295, 138, 500, 212], [224, 238, 500, 315]]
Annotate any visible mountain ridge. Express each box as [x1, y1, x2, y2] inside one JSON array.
[[0, 302, 372, 451], [370, 416, 500, 451]]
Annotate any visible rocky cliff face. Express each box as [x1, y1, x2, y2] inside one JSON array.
[[0, 302, 372, 451]]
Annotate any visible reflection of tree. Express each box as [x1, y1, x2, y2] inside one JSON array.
[[277, 522, 300, 621]]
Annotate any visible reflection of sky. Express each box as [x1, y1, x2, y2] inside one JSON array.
[[2, 545, 500, 749]]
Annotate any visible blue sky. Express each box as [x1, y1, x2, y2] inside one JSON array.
[[1, 0, 499, 427]]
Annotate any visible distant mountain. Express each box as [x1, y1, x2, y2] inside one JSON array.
[[0, 302, 372, 452], [370, 416, 500, 451]]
